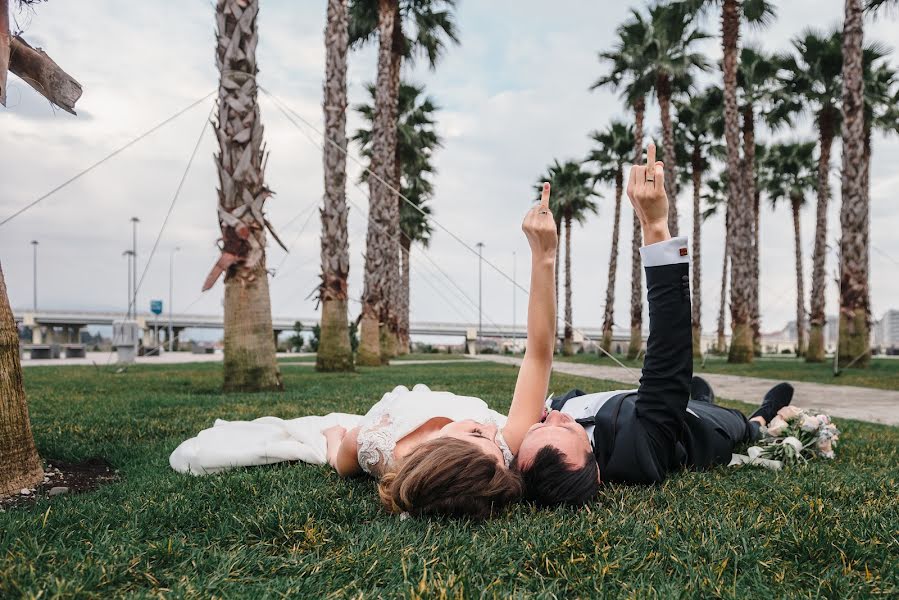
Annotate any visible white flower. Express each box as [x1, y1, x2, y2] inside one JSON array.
[[800, 415, 821, 432], [783, 436, 804, 454], [778, 406, 803, 421], [767, 416, 788, 437], [747, 446, 763, 460]]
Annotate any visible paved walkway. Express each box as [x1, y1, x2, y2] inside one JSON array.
[[20, 351, 314, 368], [477, 354, 899, 426]]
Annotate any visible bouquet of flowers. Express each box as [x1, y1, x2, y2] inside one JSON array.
[[748, 406, 840, 466]]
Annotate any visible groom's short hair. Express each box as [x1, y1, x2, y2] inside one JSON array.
[[514, 446, 598, 507]]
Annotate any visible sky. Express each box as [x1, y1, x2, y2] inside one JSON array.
[[2, 0, 899, 344]]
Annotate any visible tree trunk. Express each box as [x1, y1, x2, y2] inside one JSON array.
[[601, 166, 623, 354], [317, 0, 354, 373], [791, 195, 807, 357], [691, 145, 703, 358], [657, 74, 679, 236], [838, 0, 869, 368], [1, 0, 9, 107], [742, 104, 761, 356], [807, 108, 836, 363], [0, 262, 44, 498], [628, 98, 646, 360], [215, 0, 282, 392], [562, 212, 574, 356], [359, 0, 399, 367], [398, 236, 412, 355], [722, 0, 752, 363], [716, 222, 730, 354], [6, 36, 82, 114]]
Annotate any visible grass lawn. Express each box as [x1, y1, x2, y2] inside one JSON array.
[[2, 361, 897, 597], [552, 353, 899, 391]]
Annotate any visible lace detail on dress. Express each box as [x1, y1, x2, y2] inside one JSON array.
[[494, 429, 514, 468], [357, 411, 396, 478]]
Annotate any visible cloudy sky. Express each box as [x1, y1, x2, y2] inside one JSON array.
[[2, 0, 898, 343]]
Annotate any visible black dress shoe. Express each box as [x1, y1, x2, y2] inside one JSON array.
[[749, 382, 795, 424], [690, 376, 715, 404]]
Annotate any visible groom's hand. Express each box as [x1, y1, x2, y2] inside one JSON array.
[[626, 142, 670, 245], [522, 182, 558, 262]]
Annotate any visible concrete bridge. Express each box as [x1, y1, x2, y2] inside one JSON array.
[[12, 308, 626, 350]]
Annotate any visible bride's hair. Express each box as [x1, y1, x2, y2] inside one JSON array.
[[378, 437, 523, 520]]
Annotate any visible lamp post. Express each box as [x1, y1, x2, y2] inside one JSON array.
[[475, 242, 484, 339], [130, 217, 140, 319], [30, 240, 38, 312], [169, 246, 180, 352], [512, 250, 516, 347], [123, 250, 134, 318]]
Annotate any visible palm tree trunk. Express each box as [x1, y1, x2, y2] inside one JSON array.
[[657, 74, 679, 236], [742, 104, 761, 356], [628, 98, 646, 360], [716, 225, 729, 354], [838, 0, 869, 368], [215, 0, 282, 391], [359, 0, 399, 367], [691, 145, 703, 358], [807, 108, 836, 363], [399, 236, 412, 355], [562, 212, 574, 356], [0, 262, 44, 498], [317, 0, 354, 373], [601, 166, 623, 354], [722, 0, 752, 363], [791, 195, 807, 357]]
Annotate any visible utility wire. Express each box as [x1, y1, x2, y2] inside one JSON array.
[[0, 90, 216, 228]]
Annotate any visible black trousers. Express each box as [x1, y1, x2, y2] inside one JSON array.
[[681, 401, 761, 470]]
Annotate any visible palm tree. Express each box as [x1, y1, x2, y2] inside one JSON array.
[[0, 263, 44, 497], [210, 0, 282, 391], [643, 1, 710, 236], [317, 0, 354, 372], [702, 176, 730, 354], [686, 0, 776, 363], [586, 121, 635, 355], [838, 5, 894, 368], [778, 30, 843, 362], [349, 0, 458, 365], [537, 161, 598, 356], [355, 82, 442, 355], [593, 9, 654, 360], [737, 46, 780, 356], [675, 86, 722, 358], [760, 142, 817, 356]]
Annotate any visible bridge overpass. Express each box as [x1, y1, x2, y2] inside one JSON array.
[[12, 308, 618, 347]]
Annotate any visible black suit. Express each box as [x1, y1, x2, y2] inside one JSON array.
[[551, 262, 757, 485]]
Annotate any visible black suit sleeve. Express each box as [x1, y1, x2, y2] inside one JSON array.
[[634, 262, 692, 463]]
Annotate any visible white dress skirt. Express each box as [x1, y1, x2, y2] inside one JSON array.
[[169, 384, 512, 477]]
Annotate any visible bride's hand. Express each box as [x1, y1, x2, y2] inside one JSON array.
[[522, 182, 557, 261]]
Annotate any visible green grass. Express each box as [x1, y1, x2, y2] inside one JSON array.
[[278, 353, 471, 365], [552, 353, 899, 391], [2, 361, 897, 598]]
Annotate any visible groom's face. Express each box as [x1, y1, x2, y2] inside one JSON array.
[[517, 410, 594, 470]]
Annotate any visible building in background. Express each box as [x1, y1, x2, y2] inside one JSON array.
[[873, 310, 899, 355]]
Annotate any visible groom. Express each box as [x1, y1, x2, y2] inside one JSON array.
[[512, 143, 795, 507]]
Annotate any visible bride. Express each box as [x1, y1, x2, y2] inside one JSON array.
[[171, 184, 557, 519]]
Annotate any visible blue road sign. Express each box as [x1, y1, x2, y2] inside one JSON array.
[[150, 300, 163, 315]]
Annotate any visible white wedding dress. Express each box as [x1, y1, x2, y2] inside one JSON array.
[[170, 384, 512, 477]]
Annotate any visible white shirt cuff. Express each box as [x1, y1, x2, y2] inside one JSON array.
[[640, 236, 689, 267]]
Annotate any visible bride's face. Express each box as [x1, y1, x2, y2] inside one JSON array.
[[437, 420, 505, 466]]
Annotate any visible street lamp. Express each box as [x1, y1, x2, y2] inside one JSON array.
[[30, 240, 38, 312], [476, 242, 484, 338], [130, 217, 140, 318], [123, 250, 135, 318], [169, 246, 180, 352]]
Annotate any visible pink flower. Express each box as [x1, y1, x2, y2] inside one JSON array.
[[766, 415, 788, 437], [777, 406, 803, 421], [800, 415, 821, 432], [816, 414, 831, 426], [817, 438, 834, 458]]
